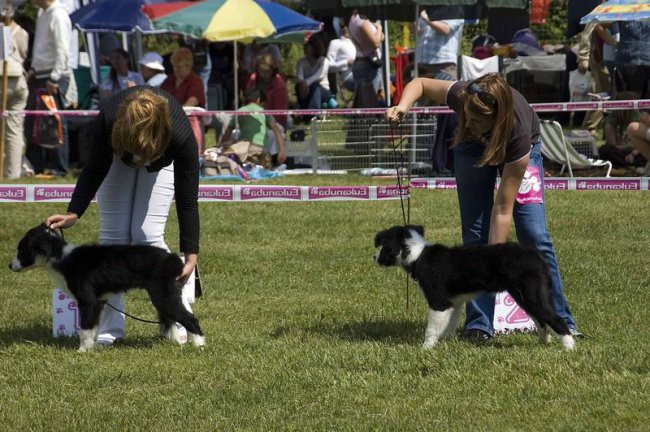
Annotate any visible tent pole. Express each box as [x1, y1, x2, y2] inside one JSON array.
[[234, 41, 239, 129], [383, 19, 390, 107], [411, 2, 419, 165]]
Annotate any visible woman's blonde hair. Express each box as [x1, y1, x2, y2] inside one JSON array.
[[455, 73, 514, 166], [171, 46, 194, 68], [112, 89, 172, 165]]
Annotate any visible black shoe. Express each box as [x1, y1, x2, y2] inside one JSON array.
[[462, 329, 492, 343]]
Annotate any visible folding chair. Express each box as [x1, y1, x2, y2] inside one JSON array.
[[540, 120, 612, 177]]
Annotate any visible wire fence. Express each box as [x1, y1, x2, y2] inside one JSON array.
[[286, 113, 437, 173]]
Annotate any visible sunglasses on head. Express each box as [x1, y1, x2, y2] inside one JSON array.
[[468, 82, 497, 110]]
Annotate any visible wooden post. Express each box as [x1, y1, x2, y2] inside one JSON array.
[[0, 6, 11, 179]]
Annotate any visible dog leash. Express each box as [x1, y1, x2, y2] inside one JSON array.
[[388, 116, 411, 311], [101, 301, 161, 325]]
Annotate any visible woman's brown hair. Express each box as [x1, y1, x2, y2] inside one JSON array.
[[255, 53, 279, 76], [455, 73, 515, 166], [111, 89, 172, 165]]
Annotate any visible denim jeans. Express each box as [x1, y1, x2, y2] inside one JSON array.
[[296, 81, 332, 110], [351, 59, 382, 94], [453, 138, 577, 335]]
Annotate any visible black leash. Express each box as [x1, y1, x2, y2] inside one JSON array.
[[388, 116, 412, 311], [101, 301, 161, 325]]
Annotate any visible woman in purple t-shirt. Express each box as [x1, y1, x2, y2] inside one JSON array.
[[386, 73, 579, 342]]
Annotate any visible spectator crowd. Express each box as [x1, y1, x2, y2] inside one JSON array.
[[1, 1, 650, 179]]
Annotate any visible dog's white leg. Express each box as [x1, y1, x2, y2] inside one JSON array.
[[441, 305, 463, 339], [423, 308, 454, 348], [166, 325, 187, 345], [78, 327, 97, 352], [188, 333, 205, 347], [532, 320, 552, 345], [559, 334, 575, 351]]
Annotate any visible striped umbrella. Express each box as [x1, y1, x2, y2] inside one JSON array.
[[143, 0, 321, 110], [143, 0, 321, 41], [580, 0, 650, 24]]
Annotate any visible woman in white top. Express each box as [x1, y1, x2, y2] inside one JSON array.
[[348, 10, 384, 95], [326, 26, 357, 92], [295, 36, 336, 110]]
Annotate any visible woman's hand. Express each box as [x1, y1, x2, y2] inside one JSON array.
[[277, 148, 286, 164], [46, 213, 79, 230], [177, 253, 198, 285], [386, 105, 407, 126]]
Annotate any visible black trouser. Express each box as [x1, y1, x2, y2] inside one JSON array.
[[25, 75, 70, 174]]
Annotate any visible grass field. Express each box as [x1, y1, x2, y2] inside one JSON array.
[[0, 175, 648, 431]]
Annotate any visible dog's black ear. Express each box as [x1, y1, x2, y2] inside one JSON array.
[[29, 236, 52, 258], [374, 230, 386, 248], [408, 225, 425, 236]]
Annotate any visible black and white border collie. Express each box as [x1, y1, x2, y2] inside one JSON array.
[[9, 223, 205, 352], [374, 225, 575, 350]]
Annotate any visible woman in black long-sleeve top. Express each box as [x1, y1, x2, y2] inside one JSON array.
[[47, 86, 200, 346]]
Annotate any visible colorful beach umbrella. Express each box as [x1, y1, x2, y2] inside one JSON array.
[[143, 0, 322, 41], [580, 0, 650, 24], [143, 0, 322, 111]]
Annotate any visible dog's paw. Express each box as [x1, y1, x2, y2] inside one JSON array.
[[560, 335, 575, 351], [422, 340, 438, 349], [167, 324, 188, 345], [189, 334, 206, 347], [77, 345, 93, 353]]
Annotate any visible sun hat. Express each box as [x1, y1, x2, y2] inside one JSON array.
[[139, 52, 165, 71]]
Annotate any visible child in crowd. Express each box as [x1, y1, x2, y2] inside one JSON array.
[[218, 88, 286, 168]]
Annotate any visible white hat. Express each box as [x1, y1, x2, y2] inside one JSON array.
[[139, 52, 165, 71]]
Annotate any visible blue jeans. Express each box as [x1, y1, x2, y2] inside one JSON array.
[[453, 138, 577, 335], [351, 59, 382, 94], [296, 82, 332, 110]]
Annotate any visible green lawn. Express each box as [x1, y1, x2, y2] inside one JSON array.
[[0, 176, 648, 431]]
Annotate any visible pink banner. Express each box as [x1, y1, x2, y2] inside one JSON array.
[[241, 186, 301, 201], [576, 179, 641, 191], [197, 186, 234, 201], [34, 186, 75, 201], [376, 186, 409, 199], [0, 186, 27, 201], [308, 186, 369, 200]]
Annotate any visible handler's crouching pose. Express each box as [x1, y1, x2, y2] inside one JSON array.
[[386, 74, 579, 341], [47, 86, 200, 346]]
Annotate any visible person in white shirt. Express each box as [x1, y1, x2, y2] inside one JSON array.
[[295, 36, 336, 110], [326, 25, 356, 93], [0, 4, 29, 179], [139, 51, 168, 87], [25, 0, 72, 176]]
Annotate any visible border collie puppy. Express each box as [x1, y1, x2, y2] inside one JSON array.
[[374, 225, 574, 350], [10, 223, 205, 352]]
